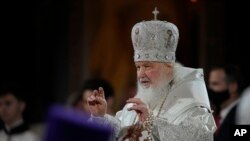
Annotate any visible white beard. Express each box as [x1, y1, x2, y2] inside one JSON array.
[[135, 72, 171, 109]]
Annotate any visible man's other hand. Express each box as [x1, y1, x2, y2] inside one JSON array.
[[126, 98, 149, 122]]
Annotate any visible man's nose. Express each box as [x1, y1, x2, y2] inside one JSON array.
[[137, 67, 146, 77]]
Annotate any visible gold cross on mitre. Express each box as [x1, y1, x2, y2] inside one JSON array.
[[152, 7, 159, 20]]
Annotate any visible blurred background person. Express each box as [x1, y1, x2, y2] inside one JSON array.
[[236, 85, 250, 125], [67, 78, 115, 116], [208, 64, 245, 141], [0, 86, 40, 141], [67, 91, 85, 112]]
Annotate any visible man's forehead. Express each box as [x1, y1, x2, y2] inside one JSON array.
[[211, 69, 225, 78], [0, 93, 17, 100], [83, 90, 92, 98], [135, 61, 160, 65]]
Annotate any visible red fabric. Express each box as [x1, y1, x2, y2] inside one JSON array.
[[214, 115, 221, 135]]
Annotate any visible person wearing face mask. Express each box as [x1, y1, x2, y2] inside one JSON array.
[[208, 64, 245, 141]]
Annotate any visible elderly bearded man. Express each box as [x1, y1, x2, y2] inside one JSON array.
[[87, 8, 216, 141]]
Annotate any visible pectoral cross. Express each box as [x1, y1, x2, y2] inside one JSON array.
[[152, 7, 159, 20]]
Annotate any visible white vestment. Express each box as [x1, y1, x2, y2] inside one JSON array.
[[0, 120, 40, 141], [91, 66, 217, 141], [0, 130, 39, 141]]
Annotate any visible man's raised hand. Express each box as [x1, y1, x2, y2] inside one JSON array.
[[87, 87, 107, 117]]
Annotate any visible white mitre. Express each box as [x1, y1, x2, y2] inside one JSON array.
[[131, 8, 179, 63]]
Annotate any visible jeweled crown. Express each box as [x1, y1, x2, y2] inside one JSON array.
[[131, 7, 179, 63]]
